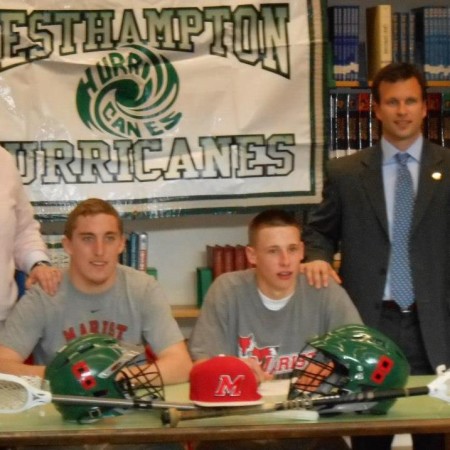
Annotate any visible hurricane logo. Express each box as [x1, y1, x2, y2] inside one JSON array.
[[76, 44, 182, 138]]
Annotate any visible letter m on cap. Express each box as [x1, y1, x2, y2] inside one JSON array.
[[214, 374, 245, 397]]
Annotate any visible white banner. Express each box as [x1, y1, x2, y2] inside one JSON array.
[[0, 0, 326, 219]]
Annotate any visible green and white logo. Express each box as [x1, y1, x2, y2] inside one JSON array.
[[76, 44, 182, 138]]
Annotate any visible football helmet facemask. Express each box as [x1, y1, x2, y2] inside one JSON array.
[[288, 324, 410, 414], [45, 334, 164, 423]]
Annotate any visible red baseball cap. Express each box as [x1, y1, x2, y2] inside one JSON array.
[[189, 355, 263, 407]]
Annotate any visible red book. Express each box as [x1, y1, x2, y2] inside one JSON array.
[[358, 92, 370, 149], [212, 246, 224, 279], [426, 92, 443, 145], [234, 245, 248, 271], [223, 245, 235, 274]]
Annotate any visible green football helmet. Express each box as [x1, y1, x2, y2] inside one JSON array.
[[45, 334, 164, 423], [288, 324, 410, 414]]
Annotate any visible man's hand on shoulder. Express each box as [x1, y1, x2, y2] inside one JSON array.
[[26, 263, 62, 296], [300, 260, 341, 288]]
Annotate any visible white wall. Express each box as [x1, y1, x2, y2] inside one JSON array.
[[127, 213, 254, 307]]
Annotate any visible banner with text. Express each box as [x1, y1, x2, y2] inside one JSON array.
[[0, 0, 326, 219]]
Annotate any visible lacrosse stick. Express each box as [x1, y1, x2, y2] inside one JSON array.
[[162, 370, 450, 427], [0, 373, 196, 414]]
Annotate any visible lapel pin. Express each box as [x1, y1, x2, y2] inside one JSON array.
[[432, 172, 442, 180]]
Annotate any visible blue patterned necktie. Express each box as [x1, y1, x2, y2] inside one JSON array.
[[390, 152, 415, 310]]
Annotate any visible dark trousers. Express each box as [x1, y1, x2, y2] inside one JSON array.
[[351, 304, 445, 450]]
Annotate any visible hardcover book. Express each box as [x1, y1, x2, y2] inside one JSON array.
[[366, 5, 393, 82]]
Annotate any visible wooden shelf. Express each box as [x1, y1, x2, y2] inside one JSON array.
[[427, 81, 450, 88], [335, 81, 361, 88], [171, 305, 200, 319], [335, 81, 450, 89]]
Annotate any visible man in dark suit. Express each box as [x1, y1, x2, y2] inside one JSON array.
[[302, 62, 450, 450]]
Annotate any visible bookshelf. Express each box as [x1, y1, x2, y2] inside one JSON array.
[[327, 0, 450, 159], [327, 0, 450, 87]]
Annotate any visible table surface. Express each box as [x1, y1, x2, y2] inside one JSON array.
[[2, 375, 450, 446]]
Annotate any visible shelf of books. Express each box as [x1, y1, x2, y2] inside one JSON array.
[[328, 87, 450, 158], [326, 2, 450, 159], [327, 3, 450, 87]]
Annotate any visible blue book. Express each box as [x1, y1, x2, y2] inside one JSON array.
[[128, 232, 139, 269], [413, 7, 440, 81], [328, 6, 343, 81], [392, 12, 400, 63], [407, 12, 416, 64], [327, 6, 359, 82]]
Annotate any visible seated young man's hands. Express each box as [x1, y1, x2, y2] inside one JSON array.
[[242, 357, 274, 384]]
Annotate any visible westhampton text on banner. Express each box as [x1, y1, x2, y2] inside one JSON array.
[[0, 0, 326, 219]]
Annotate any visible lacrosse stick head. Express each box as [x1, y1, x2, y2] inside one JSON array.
[[289, 324, 410, 414], [45, 334, 164, 423], [427, 370, 450, 403]]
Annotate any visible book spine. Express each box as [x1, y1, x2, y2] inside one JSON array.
[[128, 232, 139, 270], [212, 245, 224, 279], [415, 7, 435, 81], [328, 5, 361, 83], [328, 6, 342, 82], [350, 6, 360, 82], [196, 267, 213, 308], [347, 92, 359, 153], [234, 245, 248, 271], [369, 94, 381, 147], [335, 92, 348, 157], [443, 91, 450, 148], [366, 5, 393, 81], [407, 12, 416, 64], [146, 267, 158, 279], [437, 7, 446, 80], [443, 6, 450, 80], [328, 92, 337, 159], [399, 13, 408, 63], [138, 232, 148, 271], [425, 92, 443, 146], [392, 12, 400, 63], [358, 91, 371, 150], [223, 245, 235, 274], [343, 6, 351, 81]]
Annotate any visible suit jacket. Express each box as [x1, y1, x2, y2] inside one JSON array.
[[303, 141, 450, 369]]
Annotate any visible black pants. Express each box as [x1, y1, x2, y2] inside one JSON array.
[[351, 304, 444, 450]]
